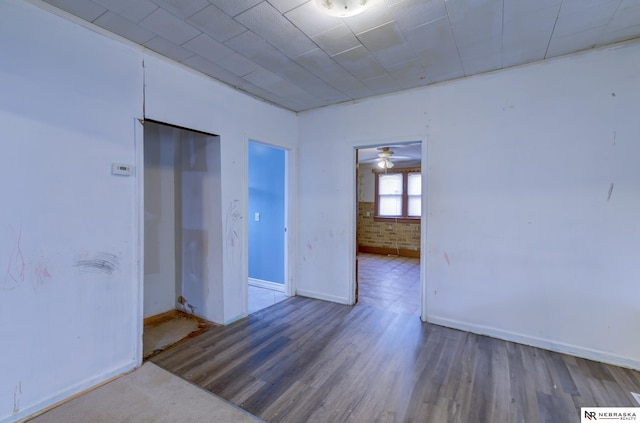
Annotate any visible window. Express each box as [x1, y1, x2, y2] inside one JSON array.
[[374, 168, 421, 222]]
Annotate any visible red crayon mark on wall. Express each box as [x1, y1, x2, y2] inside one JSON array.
[[35, 264, 52, 279]]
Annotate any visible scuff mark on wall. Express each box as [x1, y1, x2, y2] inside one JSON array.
[[13, 382, 21, 415], [75, 252, 120, 275], [3, 225, 25, 290], [444, 252, 450, 266], [612, 130, 616, 146], [225, 200, 243, 266], [607, 183, 614, 202]]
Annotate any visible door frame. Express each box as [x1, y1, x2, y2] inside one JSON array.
[[350, 136, 428, 321], [246, 138, 292, 305]]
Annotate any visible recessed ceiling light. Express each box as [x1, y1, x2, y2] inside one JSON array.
[[314, 0, 370, 18]]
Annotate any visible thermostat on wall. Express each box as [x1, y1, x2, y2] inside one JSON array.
[[112, 163, 133, 176]]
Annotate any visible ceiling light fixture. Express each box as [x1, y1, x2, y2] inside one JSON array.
[[377, 158, 394, 169], [377, 147, 394, 169], [315, 0, 370, 18]]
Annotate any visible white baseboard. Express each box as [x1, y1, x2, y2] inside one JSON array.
[[9, 361, 136, 423], [248, 278, 285, 292], [296, 289, 351, 305], [428, 315, 640, 371]]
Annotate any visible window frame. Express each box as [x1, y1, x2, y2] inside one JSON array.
[[373, 167, 421, 224]]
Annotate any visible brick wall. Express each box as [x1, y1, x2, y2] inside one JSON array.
[[357, 202, 421, 254]]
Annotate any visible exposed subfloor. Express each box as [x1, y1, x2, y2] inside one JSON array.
[[143, 310, 210, 359]]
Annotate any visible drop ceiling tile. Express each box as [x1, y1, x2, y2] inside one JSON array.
[[447, 0, 502, 73], [461, 52, 502, 75], [372, 42, 420, 71], [94, 11, 157, 43], [344, 0, 395, 34], [312, 24, 361, 56], [182, 54, 240, 80], [149, 0, 209, 19], [284, 1, 343, 37], [40, 0, 107, 22], [447, 0, 503, 49], [92, 0, 158, 22], [388, 0, 447, 32], [502, 5, 560, 66], [362, 73, 404, 95], [557, 0, 621, 17], [144, 36, 195, 62], [597, 2, 640, 46], [219, 52, 258, 77], [208, 0, 262, 17], [225, 31, 298, 74], [183, 33, 236, 62], [405, 17, 465, 81], [357, 21, 404, 52], [503, 6, 559, 45], [502, 46, 547, 68], [235, 2, 317, 57], [140, 8, 200, 45], [332, 45, 388, 80], [553, 1, 620, 37], [243, 67, 323, 108], [503, 0, 562, 18], [293, 48, 373, 98], [187, 5, 247, 42], [277, 66, 350, 102], [387, 59, 429, 83], [546, 26, 605, 57], [269, 0, 309, 13]]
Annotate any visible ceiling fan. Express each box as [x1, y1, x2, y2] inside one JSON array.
[[377, 147, 395, 169]]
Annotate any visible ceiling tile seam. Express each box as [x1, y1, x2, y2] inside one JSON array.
[[89, 7, 109, 24], [264, 0, 300, 15], [216, 18, 365, 102], [595, 0, 626, 46], [230, 1, 265, 18], [224, 33, 355, 102], [253, 1, 408, 98], [384, 10, 435, 84], [544, 0, 564, 60], [126, 4, 159, 24], [149, 1, 209, 21], [442, 0, 467, 77]]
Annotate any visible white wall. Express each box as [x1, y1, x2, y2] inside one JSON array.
[[144, 123, 178, 318], [298, 40, 640, 369], [0, 1, 297, 421], [142, 55, 299, 324]]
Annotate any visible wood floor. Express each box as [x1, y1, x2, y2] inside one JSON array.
[[357, 253, 420, 316], [151, 297, 640, 423]]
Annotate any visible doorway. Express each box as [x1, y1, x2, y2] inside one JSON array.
[[142, 120, 222, 358], [355, 142, 423, 316], [247, 140, 288, 314]]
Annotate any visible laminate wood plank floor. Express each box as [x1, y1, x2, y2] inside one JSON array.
[[151, 297, 640, 423], [357, 253, 420, 316]]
